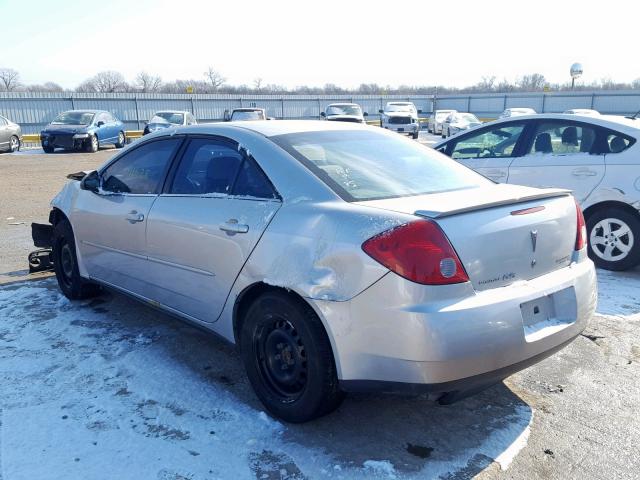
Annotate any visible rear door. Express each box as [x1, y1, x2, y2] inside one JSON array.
[[508, 120, 605, 202], [443, 121, 528, 182], [0, 116, 9, 149], [144, 135, 281, 323], [73, 137, 183, 295]]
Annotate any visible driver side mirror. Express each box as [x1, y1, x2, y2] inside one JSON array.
[[418, 109, 423, 114], [81, 170, 100, 193], [320, 112, 326, 117], [363, 112, 369, 116], [378, 109, 383, 114], [96, 121, 105, 127]]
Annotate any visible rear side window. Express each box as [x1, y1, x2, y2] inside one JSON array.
[[101, 138, 181, 194], [170, 138, 243, 195], [449, 124, 525, 160], [606, 133, 633, 154], [232, 159, 277, 198], [528, 122, 596, 155], [272, 130, 489, 201]]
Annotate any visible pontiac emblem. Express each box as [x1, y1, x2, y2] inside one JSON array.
[[530, 230, 538, 252]]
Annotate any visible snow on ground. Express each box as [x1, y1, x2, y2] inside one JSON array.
[[1, 267, 637, 479], [595, 268, 640, 319]]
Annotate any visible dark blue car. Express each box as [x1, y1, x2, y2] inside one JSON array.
[[40, 110, 125, 153]]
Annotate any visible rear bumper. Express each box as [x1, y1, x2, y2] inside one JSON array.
[[312, 258, 596, 390]]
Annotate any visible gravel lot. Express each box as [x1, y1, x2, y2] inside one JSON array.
[[0, 140, 639, 479]]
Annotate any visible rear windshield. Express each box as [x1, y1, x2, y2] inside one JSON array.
[[271, 130, 489, 201]]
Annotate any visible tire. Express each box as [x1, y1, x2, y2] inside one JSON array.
[[586, 207, 640, 271], [52, 219, 100, 300], [9, 135, 20, 152], [412, 131, 419, 139], [115, 131, 125, 148], [239, 291, 344, 423], [85, 134, 99, 153], [43, 145, 54, 153]]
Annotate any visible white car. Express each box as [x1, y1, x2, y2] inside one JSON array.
[[143, 111, 197, 135], [564, 109, 600, 116], [435, 113, 640, 270], [321, 103, 367, 123], [379, 102, 421, 139], [428, 109, 457, 135], [441, 112, 482, 138], [499, 108, 537, 118]]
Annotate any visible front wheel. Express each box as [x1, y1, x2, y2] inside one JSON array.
[[412, 131, 419, 139], [43, 145, 54, 153], [240, 291, 344, 423], [115, 131, 125, 148], [85, 134, 99, 153], [587, 207, 640, 271], [53, 220, 100, 299]]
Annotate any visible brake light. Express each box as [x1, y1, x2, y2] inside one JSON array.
[[575, 199, 587, 250], [362, 219, 469, 285]]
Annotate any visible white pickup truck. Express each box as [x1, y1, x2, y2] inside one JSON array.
[[378, 102, 421, 139]]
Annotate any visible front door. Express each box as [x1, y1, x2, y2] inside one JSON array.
[[446, 122, 528, 182], [144, 136, 281, 322], [507, 120, 605, 203], [73, 137, 183, 295]]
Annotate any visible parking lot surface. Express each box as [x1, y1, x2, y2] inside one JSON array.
[[0, 144, 638, 479]]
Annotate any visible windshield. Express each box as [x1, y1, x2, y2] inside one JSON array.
[[52, 111, 94, 125], [151, 112, 184, 125], [385, 104, 414, 113], [326, 105, 362, 116], [436, 111, 455, 120], [231, 110, 266, 121], [272, 130, 488, 201], [460, 113, 479, 122]]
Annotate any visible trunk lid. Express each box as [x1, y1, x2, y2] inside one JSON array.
[[357, 184, 576, 290]]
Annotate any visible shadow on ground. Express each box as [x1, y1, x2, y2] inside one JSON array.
[[0, 278, 532, 479]]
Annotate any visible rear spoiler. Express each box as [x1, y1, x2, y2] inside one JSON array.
[[415, 189, 572, 219]]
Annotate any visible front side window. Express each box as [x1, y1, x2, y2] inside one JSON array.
[[449, 123, 526, 160], [101, 138, 181, 194], [528, 122, 596, 155], [272, 130, 489, 201]]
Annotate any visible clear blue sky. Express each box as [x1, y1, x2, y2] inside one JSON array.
[[0, 0, 637, 89]]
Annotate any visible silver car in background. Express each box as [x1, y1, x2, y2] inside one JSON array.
[[143, 111, 197, 135], [320, 103, 367, 123], [441, 112, 482, 138], [0, 114, 22, 153], [40, 121, 596, 422]]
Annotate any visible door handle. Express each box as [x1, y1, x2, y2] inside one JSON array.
[[572, 168, 597, 177], [125, 211, 144, 223], [220, 219, 249, 234]]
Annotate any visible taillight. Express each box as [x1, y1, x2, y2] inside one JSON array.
[[575, 199, 587, 250], [362, 219, 469, 285]]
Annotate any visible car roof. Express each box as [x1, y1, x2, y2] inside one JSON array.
[[154, 110, 189, 114], [167, 120, 369, 138]]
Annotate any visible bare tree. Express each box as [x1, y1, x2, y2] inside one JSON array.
[[0, 68, 21, 91], [81, 71, 128, 93], [516, 73, 546, 92], [204, 67, 226, 91], [25, 81, 64, 92], [134, 72, 162, 93], [76, 78, 98, 93], [477, 75, 497, 91], [253, 77, 263, 92], [632, 78, 640, 90]]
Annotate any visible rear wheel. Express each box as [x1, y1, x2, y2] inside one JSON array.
[[587, 207, 640, 271], [412, 131, 419, 139], [53, 219, 100, 299], [9, 135, 20, 152], [239, 291, 344, 423], [43, 145, 54, 153], [115, 131, 125, 148]]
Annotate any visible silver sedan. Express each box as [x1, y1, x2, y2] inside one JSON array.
[[41, 121, 596, 422]]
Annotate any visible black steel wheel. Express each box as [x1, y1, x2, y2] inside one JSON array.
[[240, 291, 344, 423], [52, 219, 100, 300]]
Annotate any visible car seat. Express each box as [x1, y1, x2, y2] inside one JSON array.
[[534, 133, 553, 153]]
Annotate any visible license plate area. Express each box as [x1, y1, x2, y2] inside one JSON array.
[[397, 128, 404, 132], [520, 286, 577, 342]]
